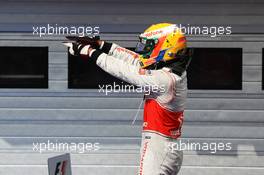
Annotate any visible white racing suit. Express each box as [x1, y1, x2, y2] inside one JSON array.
[[90, 42, 187, 175]]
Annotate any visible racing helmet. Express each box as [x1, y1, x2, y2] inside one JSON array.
[[135, 23, 187, 69]]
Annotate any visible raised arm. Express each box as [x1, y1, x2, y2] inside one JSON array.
[[99, 41, 140, 64], [90, 49, 171, 92]]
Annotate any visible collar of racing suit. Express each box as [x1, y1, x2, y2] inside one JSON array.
[[147, 59, 186, 76]]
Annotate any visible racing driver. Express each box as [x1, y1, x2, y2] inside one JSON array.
[[64, 23, 192, 175]]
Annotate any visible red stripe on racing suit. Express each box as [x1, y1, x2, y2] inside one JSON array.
[[143, 99, 184, 139]]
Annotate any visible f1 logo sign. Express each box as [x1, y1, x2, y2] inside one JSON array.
[[54, 160, 67, 175]]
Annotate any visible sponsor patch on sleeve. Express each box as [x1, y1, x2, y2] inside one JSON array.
[[139, 68, 152, 76], [116, 47, 139, 58]]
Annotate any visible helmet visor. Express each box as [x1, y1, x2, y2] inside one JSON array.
[[135, 38, 157, 56], [135, 42, 147, 54]]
